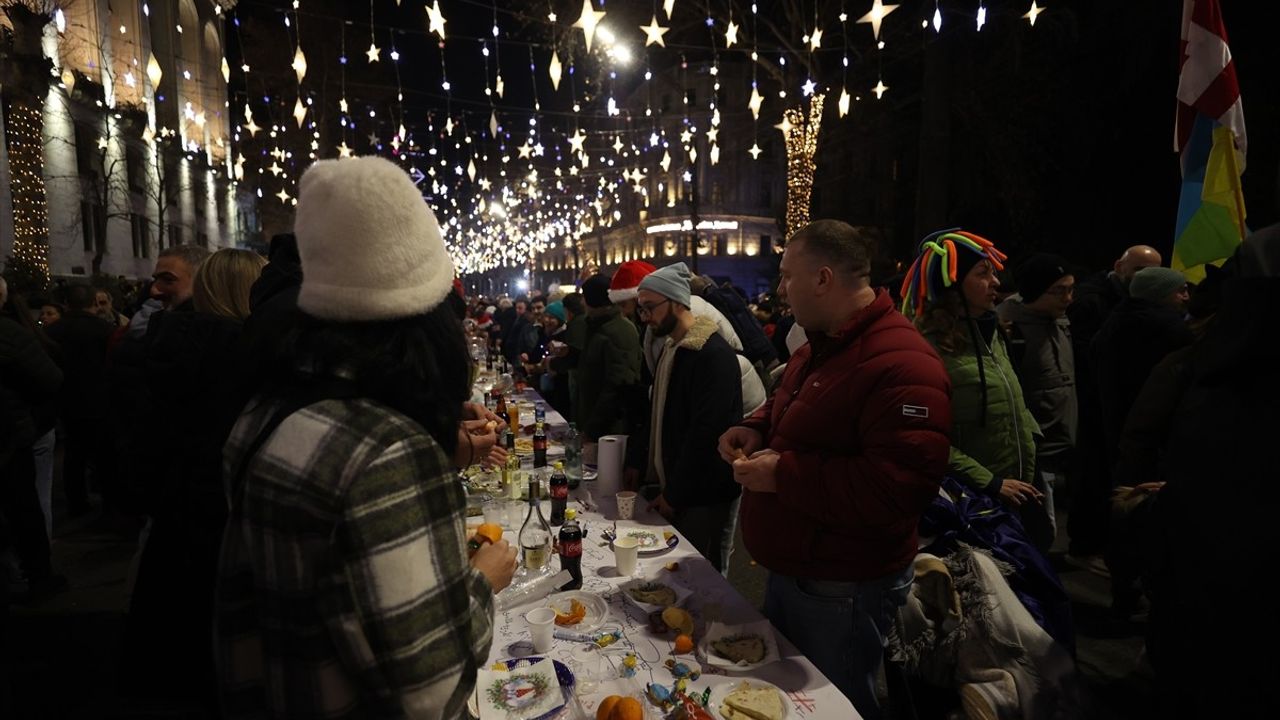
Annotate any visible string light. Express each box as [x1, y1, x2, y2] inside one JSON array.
[[782, 94, 825, 240], [5, 102, 52, 288]]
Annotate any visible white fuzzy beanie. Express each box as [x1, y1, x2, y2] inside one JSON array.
[[294, 156, 454, 321]]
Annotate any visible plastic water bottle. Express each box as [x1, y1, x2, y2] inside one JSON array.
[[535, 401, 546, 425]]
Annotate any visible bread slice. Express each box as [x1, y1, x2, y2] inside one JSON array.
[[722, 683, 785, 720]]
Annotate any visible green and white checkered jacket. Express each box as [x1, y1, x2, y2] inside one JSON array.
[[215, 397, 493, 719]]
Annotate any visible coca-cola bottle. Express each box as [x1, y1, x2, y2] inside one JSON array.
[[558, 508, 583, 590], [549, 461, 567, 526], [532, 421, 548, 469]]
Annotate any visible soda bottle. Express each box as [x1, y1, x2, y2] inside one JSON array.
[[493, 390, 507, 420], [519, 477, 552, 573], [549, 461, 568, 526], [564, 422, 583, 490], [533, 422, 548, 469], [558, 508, 583, 590]]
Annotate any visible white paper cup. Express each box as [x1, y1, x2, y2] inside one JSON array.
[[525, 607, 556, 653], [615, 491, 637, 520], [613, 536, 639, 577]]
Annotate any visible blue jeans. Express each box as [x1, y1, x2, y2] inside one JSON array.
[[764, 566, 914, 720]]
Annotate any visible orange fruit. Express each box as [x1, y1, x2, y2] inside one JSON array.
[[610, 696, 644, 720], [596, 695, 622, 720], [674, 634, 694, 654], [476, 523, 504, 544]]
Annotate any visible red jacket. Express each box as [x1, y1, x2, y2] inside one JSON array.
[[739, 289, 952, 582]]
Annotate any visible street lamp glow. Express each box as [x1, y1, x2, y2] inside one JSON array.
[[596, 25, 616, 45]]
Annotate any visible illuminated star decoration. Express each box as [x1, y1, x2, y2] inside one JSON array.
[[857, 0, 898, 41], [366, 42, 380, 63], [97, 136, 108, 150], [839, 88, 851, 117], [748, 86, 763, 119], [426, 1, 447, 39], [641, 16, 669, 47], [276, 188, 291, 203], [663, 0, 676, 20], [774, 115, 793, 136], [242, 104, 261, 136], [1023, 1, 1044, 26], [573, 0, 606, 52], [292, 46, 307, 83], [724, 20, 739, 47], [873, 78, 889, 99], [977, 2, 987, 31], [339, 97, 348, 113], [802, 78, 817, 96], [568, 128, 586, 155], [809, 28, 823, 50], [293, 97, 306, 127], [748, 142, 762, 160], [549, 50, 563, 90], [337, 141, 353, 158], [269, 162, 282, 176], [660, 150, 671, 172]]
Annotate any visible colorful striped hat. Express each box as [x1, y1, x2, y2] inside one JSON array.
[[900, 228, 1007, 318]]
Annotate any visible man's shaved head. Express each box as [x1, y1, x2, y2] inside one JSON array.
[[1114, 245, 1162, 282]]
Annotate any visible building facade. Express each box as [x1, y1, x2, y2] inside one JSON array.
[[1, 0, 257, 284]]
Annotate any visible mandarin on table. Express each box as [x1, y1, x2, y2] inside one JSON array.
[[596, 695, 622, 720], [610, 696, 644, 720]]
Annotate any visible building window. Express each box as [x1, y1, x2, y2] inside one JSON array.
[[74, 123, 101, 179], [80, 201, 106, 254], [130, 213, 151, 258], [126, 142, 146, 192]]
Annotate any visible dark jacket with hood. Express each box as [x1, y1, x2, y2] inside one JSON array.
[[575, 306, 641, 440], [997, 297, 1077, 457]]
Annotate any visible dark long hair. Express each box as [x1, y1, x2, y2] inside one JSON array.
[[915, 287, 993, 425], [261, 302, 471, 455]]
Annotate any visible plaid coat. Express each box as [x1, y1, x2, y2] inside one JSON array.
[[215, 397, 493, 719]]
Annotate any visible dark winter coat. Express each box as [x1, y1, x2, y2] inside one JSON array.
[[0, 317, 63, 464], [738, 290, 953, 582], [575, 306, 641, 440], [44, 310, 113, 420], [998, 298, 1077, 457]]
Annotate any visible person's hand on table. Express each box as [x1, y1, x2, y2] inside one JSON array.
[[463, 401, 507, 433], [648, 493, 675, 519], [471, 539, 518, 592], [622, 467, 641, 491], [732, 449, 780, 493], [456, 419, 501, 468], [998, 478, 1042, 507], [718, 426, 763, 464]]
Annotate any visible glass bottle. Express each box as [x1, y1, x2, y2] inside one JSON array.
[[519, 477, 552, 574], [549, 461, 568, 526], [558, 508, 583, 590]]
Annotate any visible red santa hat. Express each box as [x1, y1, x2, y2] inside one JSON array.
[[608, 260, 657, 304]]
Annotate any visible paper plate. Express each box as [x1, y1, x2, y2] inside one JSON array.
[[708, 678, 794, 719], [545, 590, 610, 633], [619, 577, 694, 614], [615, 527, 679, 555], [700, 620, 781, 673], [468, 657, 575, 720]]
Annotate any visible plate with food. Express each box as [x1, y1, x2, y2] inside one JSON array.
[[467, 657, 575, 720], [545, 590, 609, 633], [620, 577, 694, 614], [614, 527, 680, 555], [514, 437, 534, 455], [700, 620, 780, 672], [708, 679, 793, 720]]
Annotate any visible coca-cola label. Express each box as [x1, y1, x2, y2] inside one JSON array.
[[560, 539, 582, 557], [551, 484, 568, 499]]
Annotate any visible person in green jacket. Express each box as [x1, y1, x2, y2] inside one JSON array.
[[575, 274, 642, 441], [902, 230, 1045, 515]]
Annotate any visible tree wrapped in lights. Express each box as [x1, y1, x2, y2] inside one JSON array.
[[782, 93, 825, 240]]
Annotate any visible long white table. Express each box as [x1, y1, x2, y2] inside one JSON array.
[[480, 489, 859, 719]]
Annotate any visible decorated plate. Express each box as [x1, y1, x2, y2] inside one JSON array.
[[616, 528, 680, 555], [467, 657, 575, 720]]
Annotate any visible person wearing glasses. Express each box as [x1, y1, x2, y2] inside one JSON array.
[[997, 254, 1079, 549]]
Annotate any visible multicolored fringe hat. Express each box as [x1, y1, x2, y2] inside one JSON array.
[[900, 228, 1008, 318]]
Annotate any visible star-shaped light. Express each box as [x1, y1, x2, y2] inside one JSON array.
[[748, 142, 762, 160], [802, 78, 817, 96], [857, 1, 898, 40], [724, 20, 739, 47], [838, 88, 851, 117], [426, 1, 447, 39], [366, 42, 380, 63], [710, 144, 720, 165], [339, 97, 348, 114], [809, 28, 823, 50], [367, 132, 378, 146], [641, 15, 669, 47], [123, 71, 136, 87], [489, 111, 499, 137], [495, 74, 505, 98], [977, 3, 987, 31], [650, 132, 660, 147], [96, 136, 108, 150], [932, 6, 942, 31], [533, 142, 544, 156], [680, 128, 693, 144], [549, 50, 563, 90], [775, 115, 793, 136], [479, 178, 492, 190], [873, 79, 889, 99], [518, 143, 532, 159], [337, 141, 353, 158], [293, 97, 306, 127], [292, 46, 307, 83], [390, 135, 401, 152], [748, 86, 763, 119], [268, 162, 282, 177], [276, 188, 290, 204], [244, 114, 261, 137], [663, 0, 675, 20], [573, 0, 606, 52], [1023, 1, 1044, 26], [467, 159, 476, 180], [660, 150, 671, 172], [568, 128, 586, 155], [612, 136, 624, 153]]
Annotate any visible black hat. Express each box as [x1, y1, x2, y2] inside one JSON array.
[[1016, 254, 1071, 303], [582, 274, 613, 309]]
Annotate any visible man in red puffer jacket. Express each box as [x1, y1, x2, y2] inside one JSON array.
[[719, 220, 951, 720]]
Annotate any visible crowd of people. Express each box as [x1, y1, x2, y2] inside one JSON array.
[[0, 153, 1272, 719]]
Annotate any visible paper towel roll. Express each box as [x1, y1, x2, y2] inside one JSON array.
[[595, 434, 628, 497]]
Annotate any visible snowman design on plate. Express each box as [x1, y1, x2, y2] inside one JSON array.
[[486, 673, 551, 711]]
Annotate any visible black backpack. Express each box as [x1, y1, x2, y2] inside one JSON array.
[[692, 277, 778, 368]]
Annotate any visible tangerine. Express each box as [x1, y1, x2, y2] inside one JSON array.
[[475, 523, 504, 544], [674, 633, 694, 654], [610, 696, 644, 720], [596, 695, 622, 720]]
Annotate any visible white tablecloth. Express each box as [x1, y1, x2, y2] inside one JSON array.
[[485, 489, 860, 720]]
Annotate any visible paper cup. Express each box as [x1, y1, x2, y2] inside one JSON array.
[[525, 607, 556, 653], [613, 536, 639, 577], [615, 491, 637, 520]]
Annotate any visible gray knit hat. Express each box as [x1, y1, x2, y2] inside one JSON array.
[[1129, 267, 1186, 302], [638, 262, 693, 308]]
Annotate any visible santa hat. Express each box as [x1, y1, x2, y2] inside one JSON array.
[[608, 260, 657, 304], [295, 156, 453, 322]]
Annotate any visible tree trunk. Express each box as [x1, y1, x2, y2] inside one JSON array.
[[3, 95, 52, 292]]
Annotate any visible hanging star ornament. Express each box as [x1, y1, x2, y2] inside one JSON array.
[[724, 20, 739, 47], [339, 97, 348, 114], [1023, 1, 1044, 26], [568, 128, 587, 155], [366, 42, 381, 63], [774, 115, 793, 136], [337, 141, 353, 158], [573, 0, 606, 52], [242, 104, 260, 137], [748, 86, 763, 119], [292, 46, 307, 83], [809, 28, 823, 50], [857, 1, 898, 41], [489, 111, 499, 137], [660, 150, 671, 172], [495, 74, 505, 98], [276, 188, 291, 204], [518, 143, 532, 159], [748, 142, 762, 160], [293, 97, 307, 127], [641, 16, 669, 47], [268, 161, 283, 177], [802, 78, 817, 96], [663, 0, 676, 20], [426, 1, 447, 39], [839, 88, 851, 117], [549, 50, 563, 90], [873, 78, 889, 99], [467, 159, 476, 181]]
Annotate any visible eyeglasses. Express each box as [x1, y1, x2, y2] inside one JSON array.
[[637, 298, 671, 318]]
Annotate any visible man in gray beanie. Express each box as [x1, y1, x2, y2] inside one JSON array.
[[625, 262, 743, 572], [1128, 266, 1190, 309]]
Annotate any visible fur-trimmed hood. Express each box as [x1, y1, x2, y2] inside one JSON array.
[[675, 315, 720, 351]]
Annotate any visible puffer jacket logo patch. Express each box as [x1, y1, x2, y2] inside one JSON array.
[[901, 405, 929, 418]]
